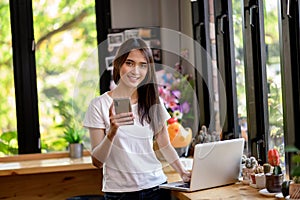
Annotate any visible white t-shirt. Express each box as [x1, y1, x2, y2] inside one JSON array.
[[83, 92, 170, 192]]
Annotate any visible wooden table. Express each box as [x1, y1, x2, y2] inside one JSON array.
[[162, 166, 279, 200], [171, 183, 278, 200]]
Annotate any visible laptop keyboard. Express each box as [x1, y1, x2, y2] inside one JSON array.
[[176, 182, 190, 188]]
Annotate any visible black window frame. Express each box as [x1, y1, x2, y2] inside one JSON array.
[[214, 0, 239, 140], [191, 0, 213, 131], [241, 0, 269, 163], [10, 0, 41, 154]]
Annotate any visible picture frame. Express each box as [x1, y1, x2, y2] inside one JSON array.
[[124, 29, 139, 40], [107, 33, 124, 47], [105, 56, 115, 71]]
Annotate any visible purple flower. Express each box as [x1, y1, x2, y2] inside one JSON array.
[[171, 90, 181, 99], [181, 101, 190, 114]]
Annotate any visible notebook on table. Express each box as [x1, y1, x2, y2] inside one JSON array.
[[159, 138, 245, 192]]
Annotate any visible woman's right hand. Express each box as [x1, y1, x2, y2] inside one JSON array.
[[107, 103, 134, 140]]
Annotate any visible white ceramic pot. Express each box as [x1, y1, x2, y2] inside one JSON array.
[[255, 173, 266, 189]]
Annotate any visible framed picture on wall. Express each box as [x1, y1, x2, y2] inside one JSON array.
[[124, 29, 139, 40], [105, 56, 115, 71], [107, 33, 124, 47]]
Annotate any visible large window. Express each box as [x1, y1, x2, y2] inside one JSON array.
[[2, 1, 299, 177], [231, 0, 285, 165], [0, 0, 18, 156], [32, 0, 97, 152]]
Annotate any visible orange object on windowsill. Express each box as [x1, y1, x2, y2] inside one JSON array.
[[167, 117, 192, 148]]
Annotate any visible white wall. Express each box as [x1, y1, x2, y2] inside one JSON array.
[[110, 0, 160, 28]]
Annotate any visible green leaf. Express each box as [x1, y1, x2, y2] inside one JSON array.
[[285, 145, 300, 153], [62, 127, 84, 143], [0, 131, 17, 142], [273, 166, 282, 175], [0, 142, 8, 154], [292, 155, 300, 164], [291, 166, 300, 177]]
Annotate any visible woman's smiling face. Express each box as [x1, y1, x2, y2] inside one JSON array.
[[119, 49, 149, 88]]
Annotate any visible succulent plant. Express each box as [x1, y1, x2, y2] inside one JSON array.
[[268, 148, 282, 175], [188, 125, 221, 156], [194, 125, 220, 144], [241, 155, 247, 164], [254, 165, 264, 174], [263, 163, 272, 174], [245, 156, 258, 169]]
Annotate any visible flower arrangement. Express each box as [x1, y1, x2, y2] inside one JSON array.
[[158, 66, 194, 125]]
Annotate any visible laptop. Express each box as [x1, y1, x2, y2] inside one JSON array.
[[159, 138, 245, 192]]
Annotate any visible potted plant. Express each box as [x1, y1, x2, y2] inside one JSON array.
[[241, 156, 258, 184], [286, 146, 300, 199], [265, 148, 283, 193], [253, 165, 265, 189], [63, 126, 85, 158]]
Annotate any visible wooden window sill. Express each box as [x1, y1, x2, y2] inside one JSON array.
[[0, 151, 96, 176]]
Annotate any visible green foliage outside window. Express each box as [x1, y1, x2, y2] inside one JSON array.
[[0, 0, 97, 156], [33, 0, 97, 153], [0, 0, 17, 156]]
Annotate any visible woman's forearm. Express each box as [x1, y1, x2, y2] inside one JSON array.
[[91, 135, 113, 168]]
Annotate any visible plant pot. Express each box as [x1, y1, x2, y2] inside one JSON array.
[[242, 167, 254, 184], [255, 173, 266, 189], [265, 173, 284, 193], [69, 143, 83, 158], [289, 182, 300, 199]]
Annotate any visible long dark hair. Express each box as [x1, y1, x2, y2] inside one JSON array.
[[112, 38, 164, 134]]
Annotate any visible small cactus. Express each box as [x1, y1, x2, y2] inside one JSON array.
[[241, 155, 247, 164], [196, 125, 220, 144], [245, 156, 258, 169], [263, 163, 271, 174], [188, 125, 221, 156], [254, 165, 264, 174]]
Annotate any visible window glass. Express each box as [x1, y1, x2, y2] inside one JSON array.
[[33, 0, 97, 152], [263, 0, 285, 169], [0, 0, 18, 156], [232, 0, 248, 153]]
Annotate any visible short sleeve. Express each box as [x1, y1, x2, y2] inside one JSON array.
[[83, 98, 106, 129]]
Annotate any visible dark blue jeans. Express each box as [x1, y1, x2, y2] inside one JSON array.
[[104, 184, 171, 200]]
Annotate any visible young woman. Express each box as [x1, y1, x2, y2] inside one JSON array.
[[83, 38, 190, 200]]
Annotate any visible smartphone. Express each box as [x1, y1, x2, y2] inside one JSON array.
[[113, 98, 132, 114]]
